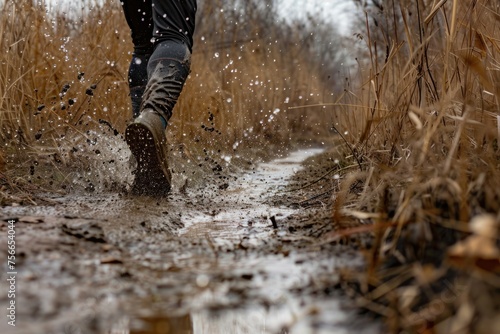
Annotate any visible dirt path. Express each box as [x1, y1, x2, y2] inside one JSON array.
[[1, 149, 381, 334]]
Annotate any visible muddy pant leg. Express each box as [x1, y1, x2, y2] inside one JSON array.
[[141, 40, 191, 123], [120, 0, 154, 118]]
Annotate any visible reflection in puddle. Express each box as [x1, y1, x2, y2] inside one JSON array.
[[192, 309, 281, 334], [115, 309, 280, 334], [116, 302, 377, 334], [129, 315, 193, 334]]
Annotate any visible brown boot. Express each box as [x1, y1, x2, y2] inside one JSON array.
[[125, 110, 171, 196]]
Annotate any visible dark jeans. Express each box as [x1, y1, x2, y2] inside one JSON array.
[[121, 0, 197, 119]]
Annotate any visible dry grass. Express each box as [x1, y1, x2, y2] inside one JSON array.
[[328, 0, 500, 332]]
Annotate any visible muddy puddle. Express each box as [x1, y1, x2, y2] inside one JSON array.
[[1, 149, 381, 334]]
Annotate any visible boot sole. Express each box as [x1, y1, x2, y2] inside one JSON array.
[[125, 122, 171, 196]]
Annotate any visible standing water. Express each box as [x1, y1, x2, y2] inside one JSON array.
[[112, 148, 380, 334]]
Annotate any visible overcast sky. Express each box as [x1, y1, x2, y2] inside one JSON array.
[[277, 0, 356, 35], [42, 0, 356, 35]]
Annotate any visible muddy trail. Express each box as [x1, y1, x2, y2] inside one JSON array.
[[1, 148, 381, 334]]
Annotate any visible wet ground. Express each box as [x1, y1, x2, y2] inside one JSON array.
[[1, 149, 382, 334]]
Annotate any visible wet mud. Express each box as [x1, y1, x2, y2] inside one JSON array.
[[0, 149, 381, 334]]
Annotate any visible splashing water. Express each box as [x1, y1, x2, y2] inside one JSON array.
[[67, 127, 134, 192]]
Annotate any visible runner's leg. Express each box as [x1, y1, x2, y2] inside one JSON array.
[[120, 0, 153, 118], [139, 0, 197, 123]]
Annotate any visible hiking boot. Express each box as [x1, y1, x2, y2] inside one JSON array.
[[125, 110, 171, 196]]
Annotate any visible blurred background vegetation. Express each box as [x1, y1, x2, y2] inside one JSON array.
[[0, 0, 349, 160]]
